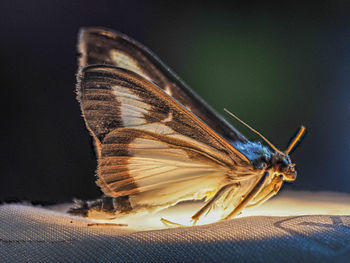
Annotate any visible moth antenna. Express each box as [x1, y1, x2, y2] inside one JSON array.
[[285, 125, 306, 155], [224, 108, 285, 156]]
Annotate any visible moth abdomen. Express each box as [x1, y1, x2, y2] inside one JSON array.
[[68, 195, 133, 218]]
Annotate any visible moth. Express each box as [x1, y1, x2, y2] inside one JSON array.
[[70, 27, 306, 225]]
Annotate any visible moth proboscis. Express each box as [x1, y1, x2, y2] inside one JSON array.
[[69, 27, 306, 226]]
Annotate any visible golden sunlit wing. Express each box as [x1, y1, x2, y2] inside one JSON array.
[[71, 28, 304, 226], [77, 65, 252, 215]]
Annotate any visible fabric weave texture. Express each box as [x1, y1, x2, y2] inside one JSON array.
[[1, 192, 350, 262]]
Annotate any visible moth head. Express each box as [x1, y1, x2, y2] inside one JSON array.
[[268, 125, 307, 182], [224, 108, 306, 182], [270, 153, 297, 182]]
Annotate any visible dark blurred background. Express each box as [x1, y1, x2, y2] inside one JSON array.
[[1, 1, 349, 204]]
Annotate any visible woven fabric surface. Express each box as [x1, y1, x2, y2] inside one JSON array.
[[1, 192, 350, 263]]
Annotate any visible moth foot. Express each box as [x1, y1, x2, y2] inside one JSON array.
[[190, 218, 199, 226], [160, 217, 184, 228]]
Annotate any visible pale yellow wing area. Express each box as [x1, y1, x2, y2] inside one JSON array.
[[104, 129, 232, 212]]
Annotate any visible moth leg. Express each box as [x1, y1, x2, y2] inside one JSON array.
[[246, 190, 274, 209], [203, 189, 217, 201], [223, 172, 271, 220], [160, 217, 184, 228], [246, 179, 283, 208], [191, 183, 239, 225]]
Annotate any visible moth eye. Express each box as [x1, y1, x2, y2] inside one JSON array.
[[279, 174, 283, 179], [282, 158, 289, 167]]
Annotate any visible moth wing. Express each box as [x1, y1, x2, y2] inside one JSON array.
[[78, 27, 247, 144], [77, 65, 251, 212]]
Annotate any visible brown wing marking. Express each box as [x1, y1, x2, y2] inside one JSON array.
[[78, 27, 247, 143], [77, 65, 252, 211]]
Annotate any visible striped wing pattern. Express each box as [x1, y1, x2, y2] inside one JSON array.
[[77, 65, 252, 213], [78, 27, 247, 144]]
